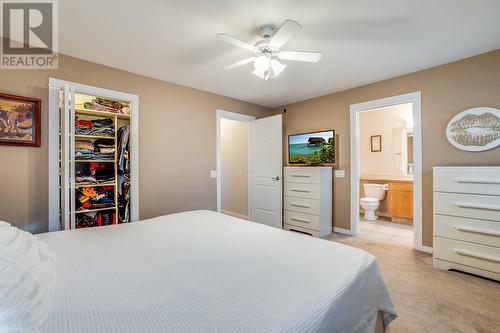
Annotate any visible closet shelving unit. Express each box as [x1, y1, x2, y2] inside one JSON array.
[[48, 79, 139, 231]]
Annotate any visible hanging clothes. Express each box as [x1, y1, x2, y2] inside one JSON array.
[[118, 179, 130, 223], [117, 125, 130, 174], [117, 124, 131, 223]]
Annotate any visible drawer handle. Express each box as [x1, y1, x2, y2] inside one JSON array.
[[454, 202, 500, 211], [291, 174, 311, 178], [454, 249, 500, 263], [291, 217, 310, 224], [454, 178, 500, 185], [291, 189, 311, 193], [454, 226, 500, 237], [291, 203, 311, 209]]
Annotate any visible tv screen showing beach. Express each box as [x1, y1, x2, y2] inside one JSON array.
[[288, 130, 335, 164]]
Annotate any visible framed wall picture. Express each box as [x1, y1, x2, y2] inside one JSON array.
[[371, 135, 382, 152], [0, 93, 41, 147]]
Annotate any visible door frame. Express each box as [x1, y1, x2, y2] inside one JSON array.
[[216, 110, 255, 217], [349, 91, 431, 253]]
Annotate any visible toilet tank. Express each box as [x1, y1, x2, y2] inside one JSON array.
[[363, 183, 388, 200]]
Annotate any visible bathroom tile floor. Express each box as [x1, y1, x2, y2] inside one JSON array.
[[326, 218, 500, 332]]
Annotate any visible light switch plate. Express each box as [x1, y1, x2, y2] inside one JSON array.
[[334, 170, 345, 178], [210, 170, 217, 178]]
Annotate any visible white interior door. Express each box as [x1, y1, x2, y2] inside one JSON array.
[[250, 114, 282, 228]]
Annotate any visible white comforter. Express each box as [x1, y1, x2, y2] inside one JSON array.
[[37, 210, 396, 333]]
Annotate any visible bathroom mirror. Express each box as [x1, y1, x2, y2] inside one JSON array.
[[406, 131, 414, 175], [394, 128, 414, 176]]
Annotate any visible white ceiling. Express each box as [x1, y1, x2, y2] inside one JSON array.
[[58, 0, 500, 108]]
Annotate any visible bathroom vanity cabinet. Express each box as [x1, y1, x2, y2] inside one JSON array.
[[388, 181, 413, 221]]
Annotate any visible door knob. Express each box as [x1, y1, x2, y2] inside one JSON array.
[[272, 176, 280, 181]]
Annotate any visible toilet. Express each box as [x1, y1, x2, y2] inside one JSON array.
[[360, 183, 388, 221]]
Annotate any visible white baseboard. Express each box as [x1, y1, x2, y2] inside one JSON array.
[[221, 210, 249, 220], [415, 245, 433, 254], [333, 227, 353, 236]]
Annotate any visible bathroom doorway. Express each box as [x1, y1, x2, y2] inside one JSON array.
[[350, 92, 429, 253]]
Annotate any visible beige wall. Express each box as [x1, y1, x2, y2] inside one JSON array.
[[0, 51, 270, 233], [360, 104, 412, 178], [274, 49, 500, 247], [220, 118, 249, 217]]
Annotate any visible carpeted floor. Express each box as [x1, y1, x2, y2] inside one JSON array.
[[326, 219, 500, 333]]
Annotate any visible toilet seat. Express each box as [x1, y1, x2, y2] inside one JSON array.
[[360, 197, 379, 203]]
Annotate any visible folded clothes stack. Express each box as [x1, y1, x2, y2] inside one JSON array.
[[75, 117, 114, 137], [94, 139, 115, 157], [83, 98, 130, 116], [76, 185, 115, 211], [75, 174, 97, 185], [90, 162, 115, 184], [75, 138, 114, 161], [75, 211, 116, 228], [75, 140, 95, 160], [75, 163, 115, 186]]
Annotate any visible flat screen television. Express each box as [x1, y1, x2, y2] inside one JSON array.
[[288, 130, 335, 164]]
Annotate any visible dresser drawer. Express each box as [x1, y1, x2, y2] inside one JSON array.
[[434, 167, 500, 195], [284, 210, 320, 230], [284, 183, 320, 199], [284, 167, 320, 184], [284, 224, 320, 237], [434, 237, 500, 274], [434, 215, 500, 248], [284, 197, 319, 215], [434, 192, 500, 222]]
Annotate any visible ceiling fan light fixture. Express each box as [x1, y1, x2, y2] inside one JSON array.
[[270, 59, 286, 77], [253, 55, 270, 72], [251, 68, 268, 80], [252, 58, 285, 80], [218, 19, 321, 80]]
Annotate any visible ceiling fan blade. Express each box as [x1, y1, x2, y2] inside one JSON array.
[[269, 20, 302, 48], [278, 51, 322, 62], [224, 57, 255, 70], [216, 33, 257, 53]]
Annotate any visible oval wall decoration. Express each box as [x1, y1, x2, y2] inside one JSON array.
[[446, 107, 500, 152]]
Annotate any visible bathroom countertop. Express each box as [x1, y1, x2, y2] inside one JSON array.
[[361, 176, 414, 182]]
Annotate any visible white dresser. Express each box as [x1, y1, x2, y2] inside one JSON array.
[[433, 166, 500, 281], [283, 167, 332, 237]]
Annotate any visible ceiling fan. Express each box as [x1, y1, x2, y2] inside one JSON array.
[[217, 20, 322, 80]]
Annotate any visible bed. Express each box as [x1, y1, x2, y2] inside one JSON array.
[[36, 210, 397, 332]]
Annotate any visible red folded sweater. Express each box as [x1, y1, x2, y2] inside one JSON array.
[[75, 120, 94, 127]]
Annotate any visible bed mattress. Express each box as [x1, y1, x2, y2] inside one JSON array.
[[37, 210, 396, 332]]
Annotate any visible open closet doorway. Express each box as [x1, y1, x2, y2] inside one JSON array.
[[216, 110, 283, 229], [216, 110, 254, 220], [350, 92, 430, 253]]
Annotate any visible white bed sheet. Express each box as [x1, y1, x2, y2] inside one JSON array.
[[37, 210, 396, 333]]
